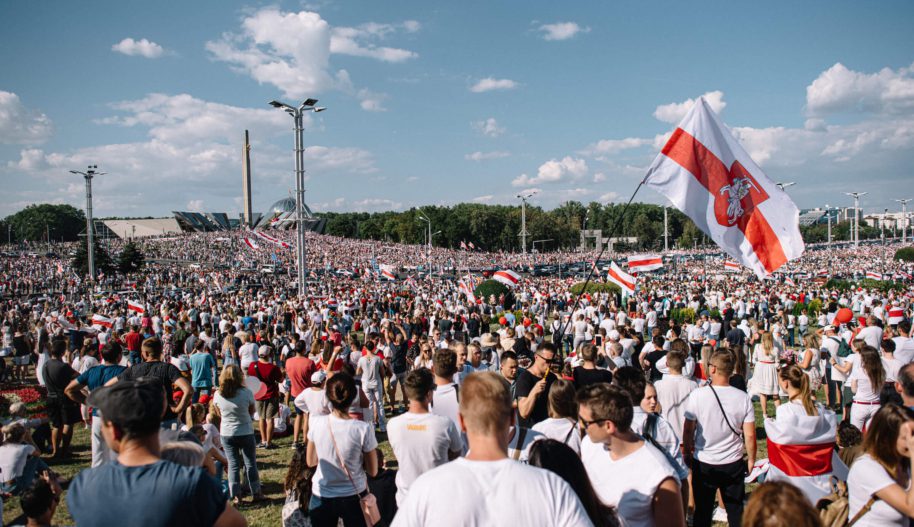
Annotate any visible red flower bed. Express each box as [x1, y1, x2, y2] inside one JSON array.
[[0, 386, 47, 404]]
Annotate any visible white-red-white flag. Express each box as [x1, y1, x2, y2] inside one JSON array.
[[243, 237, 259, 250], [764, 410, 845, 504], [492, 269, 521, 288], [645, 97, 804, 279], [127, 300, 145, 314], [253, 230, 291, 249], [724, 260, 741, 272], [91, 314, 113, 328], [458, 279, 477, 303], [607, 261, 636, 295], [379, 264, 397, 281], [627, 254, 663, 272], [865, 271, 883, 281], [460, 241, 468, 250]]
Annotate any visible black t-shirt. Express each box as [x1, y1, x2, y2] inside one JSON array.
[[514, 368, 555, 427], [389, 342, 408, 374], [43, 358, 77, 399], [118, 361, 183, 421], [645, 349, 668, 382], [572, 366, 613, 390]]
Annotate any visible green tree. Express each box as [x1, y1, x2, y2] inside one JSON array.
[[5, 204, 86, 243], [71, 239, 114, 278], [118, 241, 146, 274]]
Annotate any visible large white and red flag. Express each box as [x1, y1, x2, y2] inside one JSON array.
[[127, 300, 145, 314], [864, 271, 883, 281], [645, 97, 804, 278], [379, 264, 397, 281], [458, 279, 477, 303], [628, 254, 663, 272], [242, 237, 259, 250], [91, 314, 113, 328], [607, 261, 636, 295], [764, 410, 846, 504], [253, 230, 291, 249], [492, 269, 521, 288]]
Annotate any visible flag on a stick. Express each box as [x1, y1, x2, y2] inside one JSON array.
[[645, 97, 804, 278], [724, 260, 741, 272], [607, 262, 636, 295], [627, 254, 663, 272], [127, 300, 145, 314], [492, 270, 521, 288], [243, 237, 259, 250]]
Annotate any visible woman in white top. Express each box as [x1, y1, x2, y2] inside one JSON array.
[[532, 379, 581, 454], [844, 346, 886, 431], [412, 342, 433, 370], [306, 372, 378, 527], [749, 332, 780, 418], [846, 404, 914, 527]]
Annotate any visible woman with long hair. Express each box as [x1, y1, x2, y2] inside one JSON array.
[[306, 372, 378, 527], [796, 332, 823, 394], [849, 346, 886, 431], [777, 364, 820, 418], [528, 439, 621, 527], [221, 329, 237, 369], [846, 404, 914, 526], [749, 332, 780, 418], [212, 364, 263, 505], [531, 378, 582, 454]]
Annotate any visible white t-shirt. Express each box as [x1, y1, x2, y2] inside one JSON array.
[[655, 375, 699, 439], [391, 458, 593, 527], [824, 337, 846, 382], [531, 417, 581, 455], [273, 404, 291, 434], [504, 426, 545, 463], [849, 356, 880, 403], [857, 326, 884, 350], [581, 437, 678, 527], [357, 355, 383, 390], [430, 383, 460, 433], [295, 388, 330, 416], [632, 408, 688, 479], [683, 385, 754, 465], [238, 342, 258, 370], [883, 357, 902, 384], [847, 454, 909, 527], [893, 336, 914, 364], [656, 354, 695, 378], [0, 443, 36, 481], [387, 411, 463, 506], [307, 414, 378, 498]]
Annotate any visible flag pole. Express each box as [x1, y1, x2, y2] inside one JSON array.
[[557, 178, 649, 347]]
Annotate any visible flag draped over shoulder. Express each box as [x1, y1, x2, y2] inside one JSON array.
[[644, 97, 804, 279]]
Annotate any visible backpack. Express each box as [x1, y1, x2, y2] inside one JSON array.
[[815, 477, 877, 527], [830, 337, 853, 358]]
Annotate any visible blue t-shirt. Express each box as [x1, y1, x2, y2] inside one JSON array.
[[189, 352, 216, 389], [67, 460, 224, 527], [77, 364, 127, 416]]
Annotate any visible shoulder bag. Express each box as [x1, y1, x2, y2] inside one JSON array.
[[707, 384, 744, 441], [327, 420, 381, 526]]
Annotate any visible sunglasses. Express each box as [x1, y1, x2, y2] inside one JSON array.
[[578, 417, 608, 428], [536, 353, 556, 364]]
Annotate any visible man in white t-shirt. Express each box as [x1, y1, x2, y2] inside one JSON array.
[[654, 350, 699, 442], [578, 383, 684, 527], [683, 350, 756, 527], [857, 316, 884, 350], [893, 320, 914, 364], [392, 372, 593, 527], [387, 368, 462, 506], [430, 348, 460, 433]]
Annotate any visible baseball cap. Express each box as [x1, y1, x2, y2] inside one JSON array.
[[311, 370, 327, 385], [258, 346, 272, 357], [170, 356, 189, 372], [823, 325, 835, 332], [87, 380, 165, 435]]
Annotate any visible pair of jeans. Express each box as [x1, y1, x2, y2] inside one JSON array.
[[692, 458, 746, 527], [224, 434, 261, 498], [365, 386, 386, 431], [308, 494, 364, 527], [0, 456, 49, 496]]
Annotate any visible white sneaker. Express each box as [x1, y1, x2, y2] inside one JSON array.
[[712, 507, 728, 523]]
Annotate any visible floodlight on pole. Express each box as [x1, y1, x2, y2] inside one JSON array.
[[775, 182, 796, 191], [517, 190, 538, 255], [845, 192, 867, 248], [417, 212, 431, 270], [896, 199, 911, 244], [70, 165, 105, 282], [268, 98, 326, 299]]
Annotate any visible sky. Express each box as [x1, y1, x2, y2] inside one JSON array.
[[1, 1, 913, 218]]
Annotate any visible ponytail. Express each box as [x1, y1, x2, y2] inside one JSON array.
[[779, 364, 818, 417]]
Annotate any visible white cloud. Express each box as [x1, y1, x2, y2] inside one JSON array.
[[0, 91, 53, 144], [512, 156, 588, 187], [806, 62, 914, 117], [472, 117, 505, 137], [592, 172, 606, 183], [357, 89, 388, 112], [112, 38, 165, 58], [653, 90, 727, 124], [537, 22, 589, 41], [599, 192, 619, 202], [465, 150, 510, 161], [471, 194, 494, 203], [330, 22, 419, 62], [187, 199, 205, 211], [470, 78, 518, 93], [351, 198, 403, 212], [582, 137, 650, 155]]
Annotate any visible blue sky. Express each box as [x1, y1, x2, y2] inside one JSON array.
[[1, 0, 913, 217]]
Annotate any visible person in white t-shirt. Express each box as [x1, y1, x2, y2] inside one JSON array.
[[392, 372, 594, 527], [857, 316, 884, 350], [531, 378, 581, 455], [893, 320, 914, 364], [430, 348, 461, 435], [578, 383, 684, 527], [306, 372, 378, 526], [683, 349, 756, 527], [654, 350, 698, 439], [356, 341, 386, 432], [846, 346, 886, 431], [846, 404, 914, 527], [387, 368, 462, 506]]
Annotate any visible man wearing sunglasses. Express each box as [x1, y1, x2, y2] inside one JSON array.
[[515, 342, 557, 428]]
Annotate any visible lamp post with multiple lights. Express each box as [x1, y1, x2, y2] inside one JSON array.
[[896, 199, 911, 244], [70, 165, 104, 282], [845, 192, 867, 248], [517, 190, 537, 255], [268, 98, 326, 298]]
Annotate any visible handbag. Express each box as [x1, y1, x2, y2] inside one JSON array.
[[327, 420, 381, 527], [281, 489, 309, 527]]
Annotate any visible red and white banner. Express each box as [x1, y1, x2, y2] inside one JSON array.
[[459, 279, 477, 303], [243, 237, 259, 250], [865, 271, 883, 281], [492, 270, 521, 288], [607, 261, 636, 295], [764, 409, 845, 504], [127, 300, 145, 314], [724, 260, 741, 272], [91, 314, 113, 328], [379, 264, 396, 281], [460, 241, 467, 250], [645, 97, 804, 279], [253, 230, 291, 249], [784, 277, 796, 287], [627, 254, 663, 272], [888, 306, 904, 325]]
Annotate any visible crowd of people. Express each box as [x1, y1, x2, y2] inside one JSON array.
[[0, 228, 912, 526]]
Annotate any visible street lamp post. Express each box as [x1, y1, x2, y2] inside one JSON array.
[[845, 192, 867, 248], [417, 212, 431, 270], [896, 199, 911, 244], [517, 190, 537, 255], [70, 165, 104, 281], [663, 206, 669, 252], [775, 182, 796, 191], [268, 98, 326, 298]]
